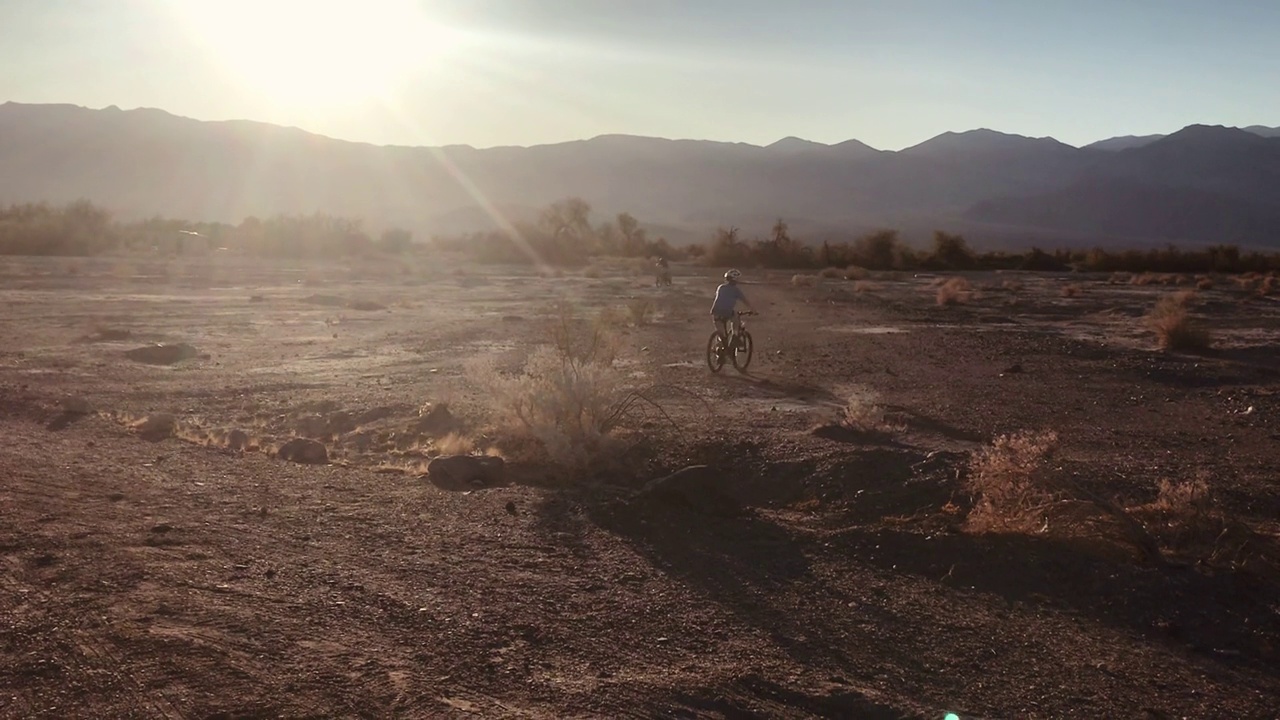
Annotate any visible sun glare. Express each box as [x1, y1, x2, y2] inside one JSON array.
[[173, 0, 455, 108]]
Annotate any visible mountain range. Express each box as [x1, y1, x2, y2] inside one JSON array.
[[2, 102, 1279, 249]]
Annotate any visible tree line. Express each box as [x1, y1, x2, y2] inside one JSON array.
[[4, 198, 1280, 275]]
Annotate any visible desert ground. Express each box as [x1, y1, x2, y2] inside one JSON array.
[[2, 254, 1279, 719]]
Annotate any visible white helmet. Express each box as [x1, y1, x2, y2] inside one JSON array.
[[724, 269, 742, 281]]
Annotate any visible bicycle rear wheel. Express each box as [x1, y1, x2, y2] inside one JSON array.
[[731, 330, 753, 372], [706, 331, 727, 373]]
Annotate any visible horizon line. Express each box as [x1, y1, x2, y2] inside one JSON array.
[[2, 99, 1275, 154]]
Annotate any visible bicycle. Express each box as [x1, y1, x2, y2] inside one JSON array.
[[706, 310, 755, 373]]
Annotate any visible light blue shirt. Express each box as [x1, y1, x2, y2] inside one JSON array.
[[711, 282, 746, 318]]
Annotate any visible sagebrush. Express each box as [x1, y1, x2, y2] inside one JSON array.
[[965, 431, 1060, 533]]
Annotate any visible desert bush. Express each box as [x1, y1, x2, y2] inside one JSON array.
[[1001, 279, 1023, 292], [843, 265, 870, 280], [1195, 276, 1214, 290], [791, 274, 817, 287], [853, 281, 879, 294], [465, 303, 667, 470], [936, 277, 972, 306], [819, 266, 845, 279], [1109, 271, 1132, 285], [626, 298, 654, 326], [1060, 283, 1082, 298], [1259, 275, 1279, 296], [838, 388, 903, 435], [1148, 292, 1211, 351], [965, 431, 1060, 533]]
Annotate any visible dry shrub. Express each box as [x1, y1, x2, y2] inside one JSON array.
[[1109, 272, 1132, 285], [1060, 284, 1082, 298], [465, 304, 663, 470], [936, 277, 972, 306], [1133, 477, 1224, 558], [1195, 276, 1214, 291], [853, 281, 879, 294], [1148, 292, 1210, 351], [1259, 275, 1279, 297], [819, 266, 844, 279], [582, 266, 602, 279], [965, 431, 1060, 533], [1001, 279, 1023, 292], [626, 298, 654, 326], [1131, 272, 1180, 287], [844, 265, 870, 281], [838, 388, 903, 435], [791, 274, 817, 287]]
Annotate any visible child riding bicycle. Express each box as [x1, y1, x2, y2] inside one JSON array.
[[710, 269, 757, 351]]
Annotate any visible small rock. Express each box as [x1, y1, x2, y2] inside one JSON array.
[[505, 501, 517, 516], [277, 438, 329, 465], [150, 523, 173, 534]]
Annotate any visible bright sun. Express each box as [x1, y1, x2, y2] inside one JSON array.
[[174, 0, 455, 108]]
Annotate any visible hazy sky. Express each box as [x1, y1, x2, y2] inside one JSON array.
[[2, 0, 1278, 150]]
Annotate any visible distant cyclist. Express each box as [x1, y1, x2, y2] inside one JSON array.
[[710, 269, 756, 349], [655, 255, 672, 286]]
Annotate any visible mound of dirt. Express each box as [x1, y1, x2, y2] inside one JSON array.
[[426, 455, 505, 489], [634, 465, 743, 517], [277, 438, 329, 465], [413, 403, 459, 437], [132, 413, 177, 442], [124, 343, 200, 365]]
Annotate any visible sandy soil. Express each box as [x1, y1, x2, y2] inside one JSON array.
[[2, 255, 1279, 719]]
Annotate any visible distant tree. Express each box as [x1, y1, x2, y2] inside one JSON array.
[[929, 231, 976, 269], [617, 212, 647, 256], [377, 227, 414, 254]]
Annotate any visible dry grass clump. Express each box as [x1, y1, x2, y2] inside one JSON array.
[[1148, 291, 1211, 351], [1131, 272, 1184, 287], [465, 303, 669, 470], [1259, 275, 1279, 297], [433, 432, 474, 456], [964, 431, 1060, 533], [819, 266, 844, 279], [1109, 271, 1133, 285], [791, 274, 817, 287], [626, 298, 654, 326], [935, 277, 973, 306], [1195, 276, 1214, 291], [1000, 279, 1023, 292], [1059, 283, 1082, 298], [837, 388, 904, 435], [843, 265, 870, 281], [853, 281, 880, 294]]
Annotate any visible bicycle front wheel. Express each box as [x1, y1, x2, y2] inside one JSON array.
[[731, 330, 753, 372]]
